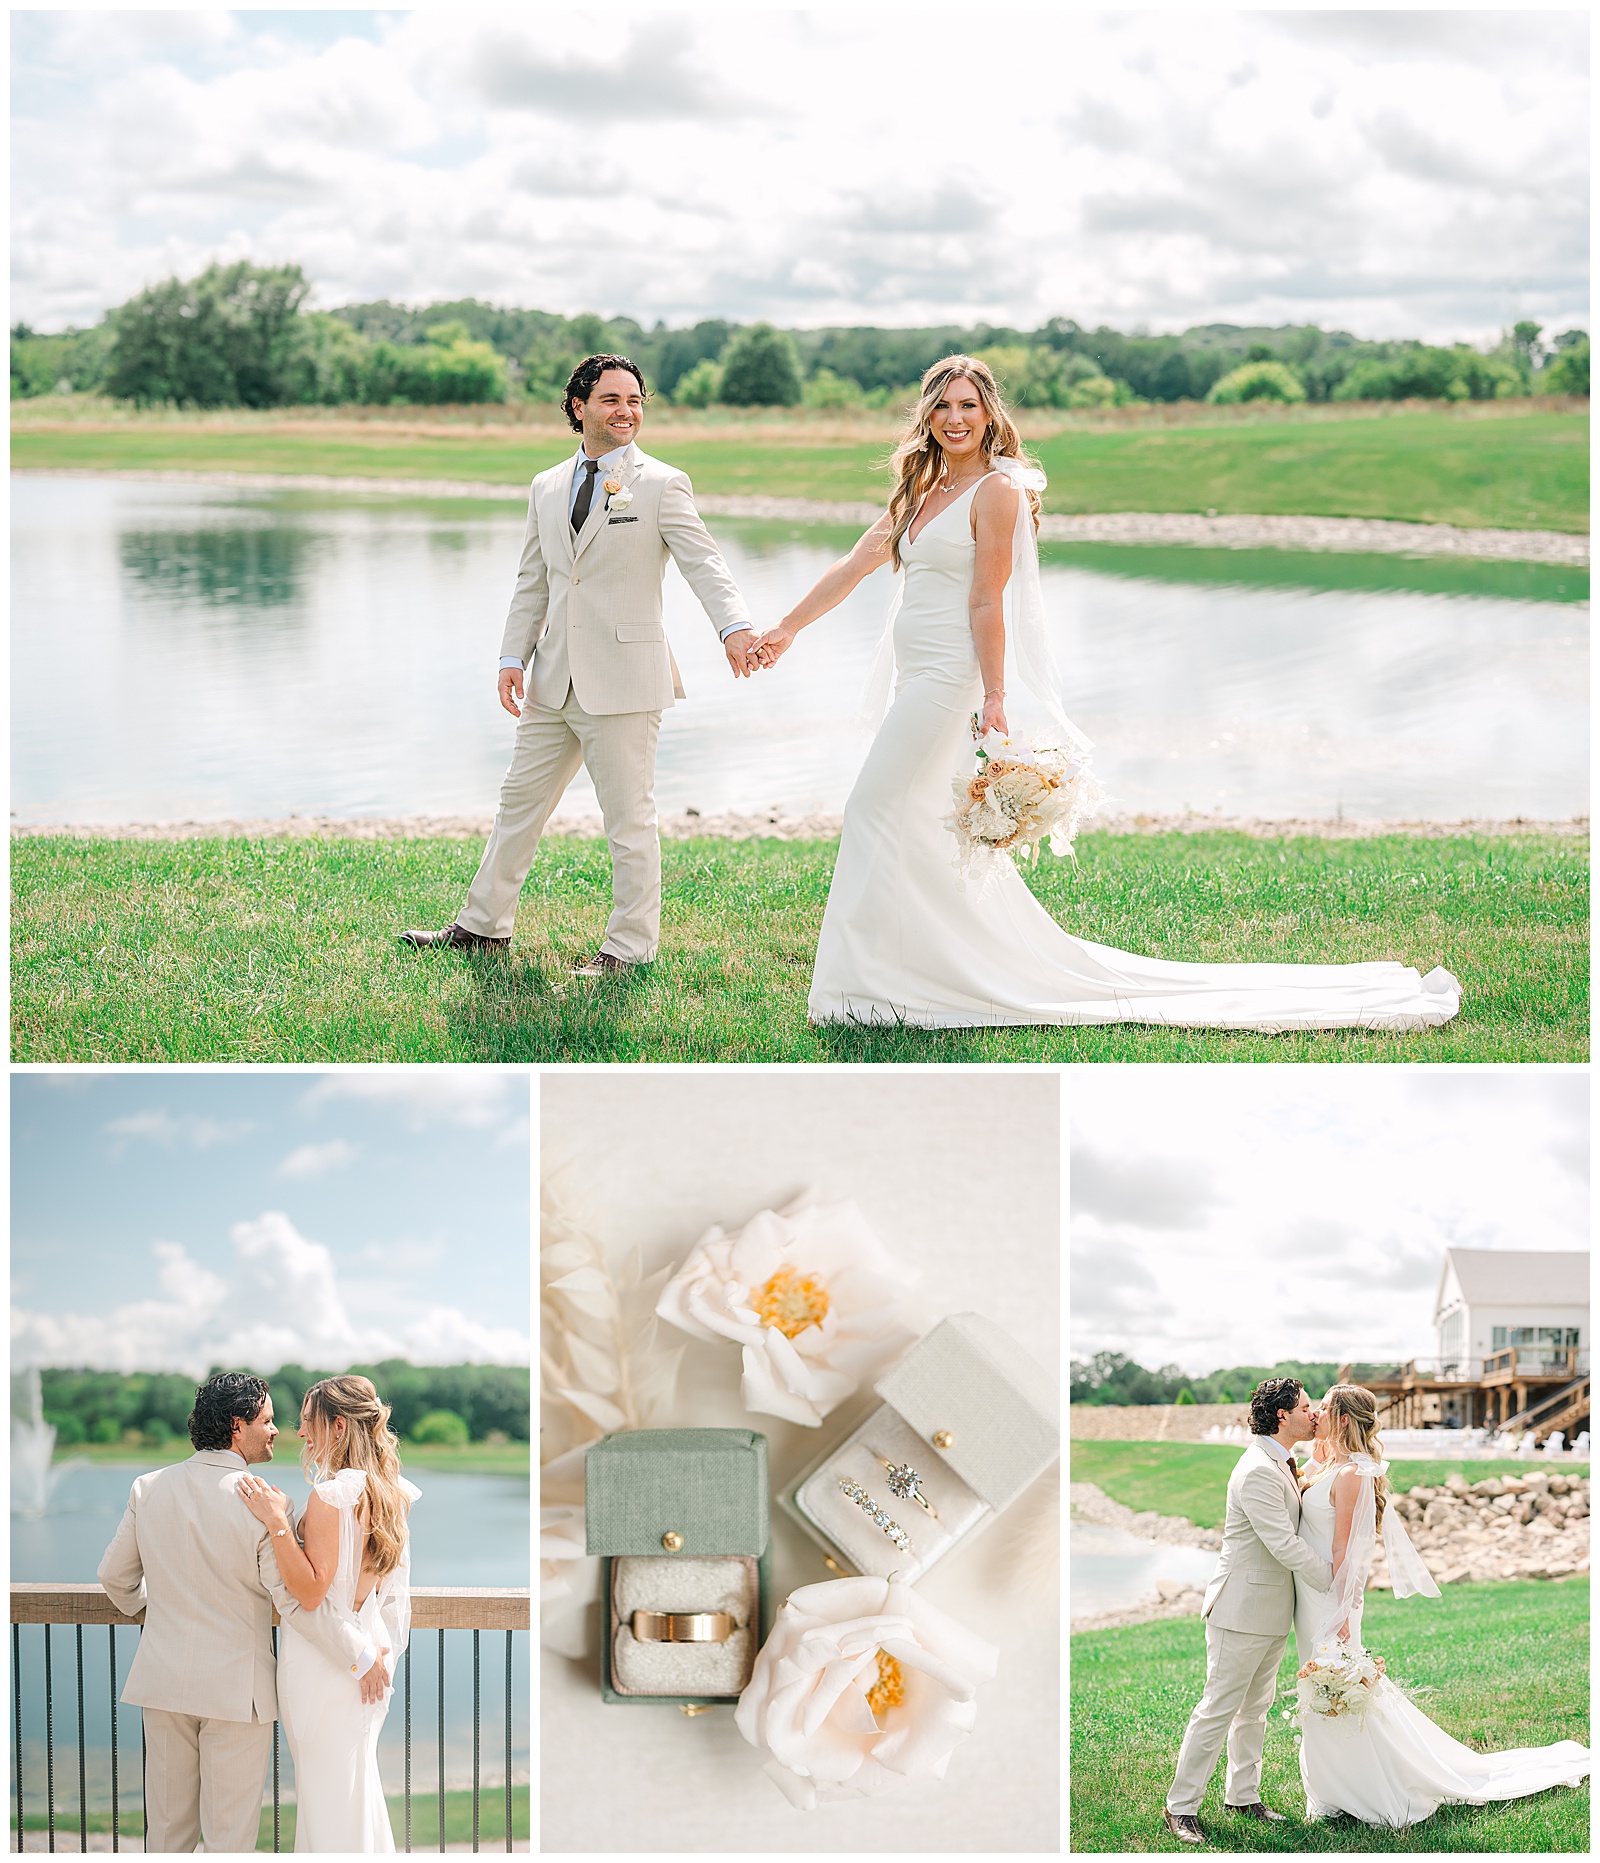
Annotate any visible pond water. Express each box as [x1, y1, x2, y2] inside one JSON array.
[[11, 475, 1588, 824], [11, 1458, 529, 1808], [1071, 1518, 1219, 1619]]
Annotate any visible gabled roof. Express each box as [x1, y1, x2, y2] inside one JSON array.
[[1435, 1247, 1590, 1318]]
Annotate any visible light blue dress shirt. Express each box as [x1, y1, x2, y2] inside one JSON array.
[[499, 445, 749, 670]]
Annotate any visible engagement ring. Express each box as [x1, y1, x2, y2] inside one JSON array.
[[839, 1477, 913, 1553], [876, 1455, 938, 1516]]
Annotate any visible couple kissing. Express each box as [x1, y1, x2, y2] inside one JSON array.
[[1163, 1376, 1587, 1843]]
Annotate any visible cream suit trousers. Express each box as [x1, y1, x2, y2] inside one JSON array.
[[458, 690, 662, 960], [142, 1707, 272, 1854], [1166, 1620, 1289, 1815]]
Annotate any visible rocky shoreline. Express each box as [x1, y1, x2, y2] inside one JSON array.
[[1070, 1474, 1591, 1633]]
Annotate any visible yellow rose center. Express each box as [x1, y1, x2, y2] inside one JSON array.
[[751, 1265, 830, 1339], [865, 1650, 905, 1721]]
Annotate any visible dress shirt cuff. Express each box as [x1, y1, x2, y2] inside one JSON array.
[[352, 1646, 377, 1679], [718, 622, 753, 640], [498, 657, 525, 671]]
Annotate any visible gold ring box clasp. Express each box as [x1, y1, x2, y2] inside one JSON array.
[[631, 1609, 736, 1644]]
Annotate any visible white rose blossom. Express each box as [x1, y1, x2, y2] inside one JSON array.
[[653, 1193, 918, 1426], [735, 1575, 1000, 1808]]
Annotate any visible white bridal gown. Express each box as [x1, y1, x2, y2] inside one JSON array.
[[278, 1469, 422, 1853], [806, 478, 1463, 1031], [1292, 1469, 1589, 1826]]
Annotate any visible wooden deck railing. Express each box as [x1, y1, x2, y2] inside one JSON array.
[[10, 1585, 529, 1853]]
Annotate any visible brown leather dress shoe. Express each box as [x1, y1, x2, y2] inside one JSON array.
[[1226, 1802, 1287, 1822], [1161, 1808, 1205, 1844], [398, 923, 509, 951], [572, 950, 633, 978]]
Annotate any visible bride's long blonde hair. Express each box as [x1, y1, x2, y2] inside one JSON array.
[[1323, 1383, 1388, 1528], [301, 1375, 409, 1578], [885, 355, 1040, 569]]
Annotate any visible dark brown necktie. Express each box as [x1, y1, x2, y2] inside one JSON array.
[[571, 458, 601, 534]]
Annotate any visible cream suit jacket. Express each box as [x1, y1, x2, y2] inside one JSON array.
[[98, 1450, 370, 1723], [499, 443, 751, 716], [1201, 1439, 1334, 1636]]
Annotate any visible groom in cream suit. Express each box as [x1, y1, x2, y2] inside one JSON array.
[[98, 1373, 384, 1853], [1162, 1378, 1333, 1846], [402, 353, 755, 974]]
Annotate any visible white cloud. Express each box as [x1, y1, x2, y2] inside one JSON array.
[[104, 1110, 255, 1150], [300, 1073, 526, 1133], [11, 10, 1588, 341], [278, 1139, 357, 1180], [1070, 1070, 1589, 1377], [11, 1210, 528, 1375]]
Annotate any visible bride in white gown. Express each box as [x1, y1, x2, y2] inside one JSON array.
[[239, 1376, 421, 1852], [750, 355, 1462, 1032], [1292, 1384, 1588, 1827]]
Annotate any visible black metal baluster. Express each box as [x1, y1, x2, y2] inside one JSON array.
[[472, 1630, 480, 1853], [44, 1624, 55, 1854], [74, 1628, 86, 1852], [503, 1631, 512, 1854], [139, 1706, 146, 1846], [403, 1644, 412, 1854], [12, 1623, 24, 1854], [109, 1627, 119, 1854], [436, 1631, 445, 1854], [272, 1628, 281, 1855]]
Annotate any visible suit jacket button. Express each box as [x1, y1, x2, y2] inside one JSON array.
[[570, 575, 579, 586]]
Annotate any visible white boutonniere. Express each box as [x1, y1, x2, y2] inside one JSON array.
[[604, 478, 633, 512]]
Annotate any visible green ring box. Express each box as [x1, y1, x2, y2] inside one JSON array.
[[586, 1427, 773, 1707]]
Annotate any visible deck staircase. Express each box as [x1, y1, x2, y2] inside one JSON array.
[[1499, 1374, 1591, 1446]]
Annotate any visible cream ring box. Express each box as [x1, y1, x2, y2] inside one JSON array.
[[585, 1427, 772, 1707], [781, 1312, 1058, 1583]]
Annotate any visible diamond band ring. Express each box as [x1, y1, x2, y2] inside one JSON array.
[[630, 1610, 736, 1643], [876, 1455, 938, 1517], [839, 1477, 913, 1553]]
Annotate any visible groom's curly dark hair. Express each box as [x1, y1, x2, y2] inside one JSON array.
[[564, 353, 648, 432], [1249, 1376, 1304, 1437], [188, 1372, 270, 1451]]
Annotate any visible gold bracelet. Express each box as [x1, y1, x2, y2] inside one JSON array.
[[630, 1610, 736, 1643]]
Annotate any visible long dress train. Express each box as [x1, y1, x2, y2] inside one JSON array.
[[278, 1469, 421, 1853], [807, 479, 1461, 1031], [1291, 1466, 1588, 1826]]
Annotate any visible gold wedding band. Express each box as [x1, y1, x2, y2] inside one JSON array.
[[630, 1610, 736, 1643]]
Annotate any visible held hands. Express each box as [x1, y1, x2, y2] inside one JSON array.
[[723, 628, 759, 678], [360, 1652, 393, 1706], [748, 622, 797, 671]]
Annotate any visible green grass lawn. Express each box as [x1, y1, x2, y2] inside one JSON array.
[[1070, 1580, 1589, 1851], [13, 1786, 529, 1850], [11, 404, 1588, 531], [1069, 1441, 1591, 1530], [9, 829, 1586, 1062]]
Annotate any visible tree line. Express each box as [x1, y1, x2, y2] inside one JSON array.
[[1071, 1350, 1396, 1408], [36, 1360, 530, 1448], [11, 258, 1590, 411]]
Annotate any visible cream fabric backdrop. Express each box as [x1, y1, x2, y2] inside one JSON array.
[[540, 1069, 1061, 1852]]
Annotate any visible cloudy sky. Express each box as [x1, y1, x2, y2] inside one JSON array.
[[11, 1072, 530, 1375], [1070, 1069, 1589, 1377], [11, 8, 1588, 343]]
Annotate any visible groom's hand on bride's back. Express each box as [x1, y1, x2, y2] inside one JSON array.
[[497, 667, 524, 717]]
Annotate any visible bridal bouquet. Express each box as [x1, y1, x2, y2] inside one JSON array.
[[1290, 1648, 1388, 1729], [946, 723, 1103, 882]]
